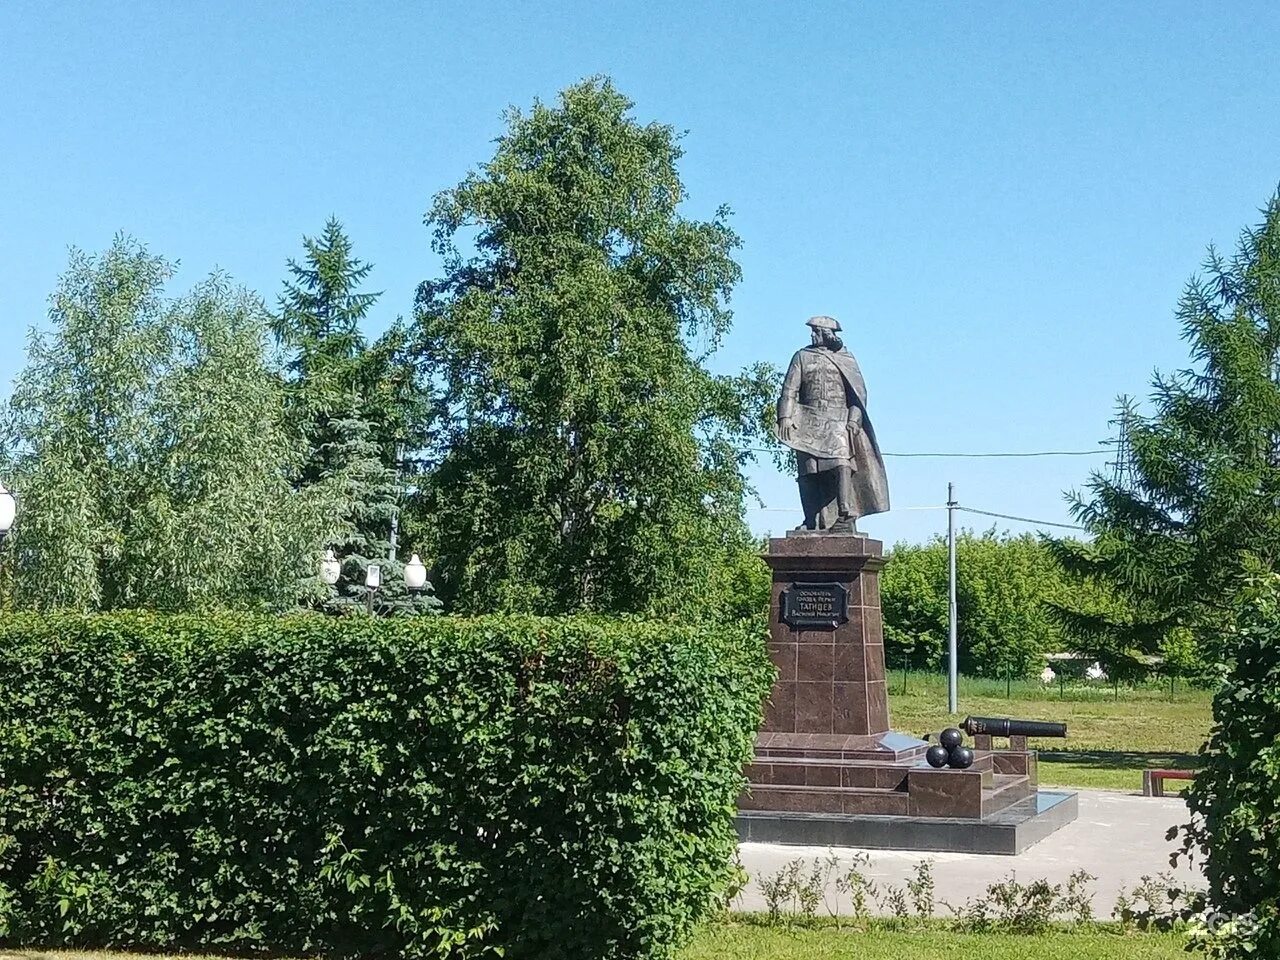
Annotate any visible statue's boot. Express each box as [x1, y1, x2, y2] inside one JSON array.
[[797, 474, 822, 530], [830, 466, 859, 533], [835, 466, 855, 520]]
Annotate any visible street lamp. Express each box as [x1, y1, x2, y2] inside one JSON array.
[[364, 563, 382, 616], [318, 548, 428, 616], [319, 549, 341, 586], [0, 481, 16, 543], [403, 554, 427, 591]]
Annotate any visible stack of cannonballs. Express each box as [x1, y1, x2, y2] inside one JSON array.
[[925, 727, 974, 770]]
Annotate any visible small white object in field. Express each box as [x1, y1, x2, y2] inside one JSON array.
[[1086, 662, 1107, 681], [1040, 666, 1056, 684]]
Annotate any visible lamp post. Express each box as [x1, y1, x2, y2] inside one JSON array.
[[318, 548, 427, 616], [364, 563, 381, 616], [0, 481, 16, 544]]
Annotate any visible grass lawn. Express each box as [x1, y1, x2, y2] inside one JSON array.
[[886, 672, 1212, 793], [683, 925, 1187, 959], [0, 929, 1192, 960]]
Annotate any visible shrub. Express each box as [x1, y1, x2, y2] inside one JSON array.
[[1112, 873, 1204, 932], [1180, 576, 1280, 957], [948, 870, 1096, 934], [0, 612, 771, 959]]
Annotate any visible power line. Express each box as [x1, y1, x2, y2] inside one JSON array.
[[748, 447, 1108, 458], [956, 506, 1085, 531], [883, 449, 1105, 459], [753, 504, 946, 513], [750, 503, 1086, 531]]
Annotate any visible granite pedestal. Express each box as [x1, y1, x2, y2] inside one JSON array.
[[738, 532, 1076, 853]]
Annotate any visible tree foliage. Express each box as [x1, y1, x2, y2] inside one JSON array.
[[1051, 194, 1280, 674], [0, 237, 338, 612], [1180, 577, 1280, 958], [274, 220, 439, 615], [882, 531, 1075, 678], [882, 531, 1175, 682], [410, 78, 775, 614]]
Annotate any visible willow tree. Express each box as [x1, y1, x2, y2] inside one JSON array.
[[411, 78, 774, 614], [1, 237, 340, 611]]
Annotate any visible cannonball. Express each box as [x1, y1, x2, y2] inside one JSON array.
[[925, 744, 950, 768], [948, 746, 975, 770], [939, 727, 964, 751]]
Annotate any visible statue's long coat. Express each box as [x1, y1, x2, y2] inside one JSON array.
[[778, 346, 891, 523]]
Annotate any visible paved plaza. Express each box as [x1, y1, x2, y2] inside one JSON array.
[[737, 789, 1202, 917]]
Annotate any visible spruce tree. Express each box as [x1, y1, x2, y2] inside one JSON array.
[[318, 410, 440, 615], [275, 218, 380, 484], [276, 220, 439, 615], [1052, 194, 1280, 669]]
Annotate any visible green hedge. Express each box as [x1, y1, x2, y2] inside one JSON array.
[[0, 612, 771, 959], [1182, 579, 1280, 956]]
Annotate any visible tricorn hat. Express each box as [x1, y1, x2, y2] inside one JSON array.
[[806, 315, 841, 332]]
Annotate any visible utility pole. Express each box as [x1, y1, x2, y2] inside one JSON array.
[[947, 481, 958, 714], [1107, 397, 1136, 492], [388, 443, 404, 562]]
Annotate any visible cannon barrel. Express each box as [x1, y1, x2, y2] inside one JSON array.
[[962, 715, 1067, 739]]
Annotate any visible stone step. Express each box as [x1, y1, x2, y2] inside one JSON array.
[[741, 783, 911, 817], [982, 774, 1035, 816], [748, 756, 915, 790], [754, 736, 930, 763], [749, 751, 994, 790], [741, 766, 1036, 821]]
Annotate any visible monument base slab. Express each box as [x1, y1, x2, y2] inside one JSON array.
[[737, 789, 1078, 855]]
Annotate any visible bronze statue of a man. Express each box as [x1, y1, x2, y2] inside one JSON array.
[[777, 316, 890, 532]]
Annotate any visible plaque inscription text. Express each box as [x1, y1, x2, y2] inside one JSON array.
[[780, 581, 849, 629]]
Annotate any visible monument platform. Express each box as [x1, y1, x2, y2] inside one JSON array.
[[737, 790, 1079, 856], [741, 532, 1076, 854]]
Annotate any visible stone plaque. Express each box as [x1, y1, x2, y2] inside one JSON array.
[[780, 581, 849, 629]]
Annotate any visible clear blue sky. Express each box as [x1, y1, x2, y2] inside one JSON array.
[[3, 1, 1278, 545]]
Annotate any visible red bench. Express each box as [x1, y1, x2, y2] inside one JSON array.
[[1143, 768, 1193, 797]]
